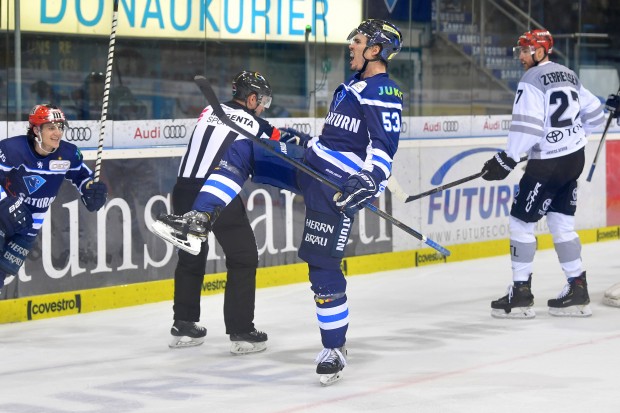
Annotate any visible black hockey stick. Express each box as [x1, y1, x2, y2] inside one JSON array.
[[94, 0, 119, 183], [586, 88, 620, 182], [193, 76, 451, 256], [394, 155, 528, 203]]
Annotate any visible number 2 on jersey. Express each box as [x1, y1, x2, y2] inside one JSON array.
[[549, 90, 579, 128]]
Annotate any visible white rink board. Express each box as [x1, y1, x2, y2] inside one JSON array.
[[1, 115, 617, 253]]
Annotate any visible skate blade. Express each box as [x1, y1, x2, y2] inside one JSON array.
[[230, 341, 267, 355], [491, 307, 536, 319], [602, 296, 620, 308], [548, 304, 592, 317], [169, 336, 205, 349], [150, 221, 203, 255], [319, 371, 343, 386]]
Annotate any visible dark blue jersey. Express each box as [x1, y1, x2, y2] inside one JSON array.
[[306, 72, 403, 184], [0, 135, 94, 237]]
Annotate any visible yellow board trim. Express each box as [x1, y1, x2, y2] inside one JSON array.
[[1, 226, 618, 324]]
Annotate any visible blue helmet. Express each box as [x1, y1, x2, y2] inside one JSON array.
[[347, 19, 403, 63]]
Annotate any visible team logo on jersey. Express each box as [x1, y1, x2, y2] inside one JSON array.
[[37, 161, 43, 169], [50, 160, 71, 171], [23, 175, 46, 195], [333, 89, 347, 110], [546, 130, 564, 143]]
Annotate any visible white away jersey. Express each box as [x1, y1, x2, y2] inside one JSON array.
[[506, 61, 605, 160]]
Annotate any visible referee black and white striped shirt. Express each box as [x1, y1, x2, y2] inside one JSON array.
[[177, 100, 279, 181]]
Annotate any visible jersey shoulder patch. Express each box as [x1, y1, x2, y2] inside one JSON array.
[[351, 81, 368, 94]]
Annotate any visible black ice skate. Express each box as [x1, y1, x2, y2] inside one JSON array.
[[491, 276, 535, 319], [169, 320, 207, 348], [548, 272, 592, 317], [315, 347, 347, 386], [229, 329, 268, 355], [150, 210, 213, 255]]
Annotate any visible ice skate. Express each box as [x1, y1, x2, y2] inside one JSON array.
[[315, 347, 347, 386], [229, 329, 268, 355], [548, 272, 592, 317], [169, 320, 207, 348], [491, 276, 535, 319], [603, 282, 620, 308], [150, 210, 212, 255]]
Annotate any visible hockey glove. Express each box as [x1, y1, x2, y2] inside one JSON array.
[[279, 127, 312, 148], [605, 94, 620, 118], [0, 196, 33, 238], [81, 181, 108, 212], [335, 170, 380, 218], [481, 151, 517, 181]]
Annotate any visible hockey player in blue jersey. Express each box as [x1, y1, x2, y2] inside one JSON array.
[[0, 104, 107, 288], [297, 19, 403, 386], [152, 19, 403, 385]]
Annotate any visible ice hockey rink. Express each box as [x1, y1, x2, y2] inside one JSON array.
[[1, 240, 619, 413]]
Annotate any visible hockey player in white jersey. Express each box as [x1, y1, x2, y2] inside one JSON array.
[[481, 29, 605, 318]]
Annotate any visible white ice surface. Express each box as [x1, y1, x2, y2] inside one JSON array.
[[1, 240, 619, 413]]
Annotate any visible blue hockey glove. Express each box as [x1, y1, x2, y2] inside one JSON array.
[[81, 181, 108, 212], [279, 127, 312, 148], [0, 196, 33, 240], [605, 94, 620, 118], [481, 151, 517, 181], [335, 170, 379, 218]]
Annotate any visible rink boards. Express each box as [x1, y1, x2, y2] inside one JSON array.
[[0, 116, 619, 323]]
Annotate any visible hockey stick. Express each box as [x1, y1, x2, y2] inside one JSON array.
[[586, 88, 620, 182], [390, 155, 528, 203], [93, 0, 119, 183], [193, 76, 451, 256]]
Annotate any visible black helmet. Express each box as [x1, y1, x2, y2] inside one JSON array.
[[347, 19, 403, 63], [232, 71, 272, 108]]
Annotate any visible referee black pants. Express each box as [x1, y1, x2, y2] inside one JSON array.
[[171, 178, 259, 335]]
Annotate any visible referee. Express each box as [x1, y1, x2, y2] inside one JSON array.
[[169, 71, 280, 354]]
